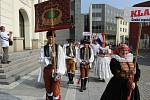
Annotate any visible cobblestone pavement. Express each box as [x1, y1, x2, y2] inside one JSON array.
[[0, 50, 150, 100], [138, 50, 150, 100]]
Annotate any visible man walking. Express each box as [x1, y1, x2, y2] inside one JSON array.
[[39, 30, 66, 100], [77, 39, 94, 92]]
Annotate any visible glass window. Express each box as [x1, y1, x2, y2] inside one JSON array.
[[93, 17, 102, 21], [120, 28, 122, 32]]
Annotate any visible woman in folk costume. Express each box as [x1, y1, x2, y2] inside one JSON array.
[[100, 44, 141, 100], [77, 39, 94, 92], [64, 39, 76, 84], [95, 43, 112, 82], [39, 30, 66, 100], [91, 39, 100, 69]]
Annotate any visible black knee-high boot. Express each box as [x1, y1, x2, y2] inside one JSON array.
[[47, 92, 53, 100], [48, 96, 53, 100], [70, 73, 74, 84], [83, 78, 88, 90], [67, 73, 71, 84], [80, 79, 84, 92]]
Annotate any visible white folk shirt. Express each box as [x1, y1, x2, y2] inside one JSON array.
[[91, 43, 100, 56], [39, 45, 66, 75], [38, 45, 66, 83], [77, 47, 94, 63], [0, 31, 9, 47]]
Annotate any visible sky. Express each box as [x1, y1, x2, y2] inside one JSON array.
[[81, 0, 148, 13]]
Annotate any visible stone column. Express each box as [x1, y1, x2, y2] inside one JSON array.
[[13, 37, 24, 52], [32, 39, 40, 49]]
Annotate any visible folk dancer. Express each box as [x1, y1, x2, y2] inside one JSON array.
[[91, 39, 100, 69], [100, 44, 141, 100], [74, 41, 80, 69], [64, 39, 76, 84], [39, 31, 66, 100], [77, 39, 94, 92], [95, 43, 112, 82]]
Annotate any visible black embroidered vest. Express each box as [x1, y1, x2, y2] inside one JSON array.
[[80, 47, 91, 60], [44, 44, 58, 66], [66, 46, 76, 57]]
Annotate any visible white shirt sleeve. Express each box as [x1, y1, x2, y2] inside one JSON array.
[[39, 47, 50, 65], [76, 48, 82, 63], [56, 45, 66, 75], [89, 48, 94, 63]]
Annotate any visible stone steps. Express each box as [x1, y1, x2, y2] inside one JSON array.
[[0, 49, 41, 85]]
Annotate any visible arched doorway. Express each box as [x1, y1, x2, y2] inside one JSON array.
[[19, 9, 30, 50], [19, 11, 25, 49]]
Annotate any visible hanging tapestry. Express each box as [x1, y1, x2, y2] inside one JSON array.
[[35, 0, 72, 32]]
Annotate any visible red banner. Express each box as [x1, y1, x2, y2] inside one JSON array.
[[34, 0, 72, 32]]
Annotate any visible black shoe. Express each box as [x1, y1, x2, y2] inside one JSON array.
[[48, 96, 53, 100], [99, 78, 105, 82], [80, 88, 83, 92], [101, 79, 105, 82], [1, 61, 9, 64], [7, 61, 11, 63], [70, 81, 74, 84], [83, 87, 86, 90], [67, 81, 70, 84]]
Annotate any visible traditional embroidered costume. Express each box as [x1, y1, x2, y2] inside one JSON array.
[[39, 31, 66, 100], [100, 44, 140, 100], [77, 39, 94, 92], [95, 46, 112, 82], [91, 40, 99, 69], [64, 39, 76, 84]]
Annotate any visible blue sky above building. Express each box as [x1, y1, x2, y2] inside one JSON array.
[[81, 0, 147, 13]]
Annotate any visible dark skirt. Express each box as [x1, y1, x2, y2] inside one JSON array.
[[100, 77, 140, 100]]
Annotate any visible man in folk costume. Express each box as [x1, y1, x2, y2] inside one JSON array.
[[100, 44, 140, 100], [64, 39, 76, 84], [95, 42, 112, 82], [77, 39, 94, 92], [40, 30, 66, 100]]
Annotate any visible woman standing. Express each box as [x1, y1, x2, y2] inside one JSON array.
[[100, 44, 140, 100], [95, 45, 112, 82]]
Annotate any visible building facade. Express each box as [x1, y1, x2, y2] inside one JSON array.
[[0, 0, 83, 53], [89, 4, 124, 44], [116, 16, 129, 45]]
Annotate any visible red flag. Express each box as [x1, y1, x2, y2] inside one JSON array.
[[102, 32, 106, 47], [34, 0, 72, 32]]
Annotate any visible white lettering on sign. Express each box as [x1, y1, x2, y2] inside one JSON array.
[[83, 32, 92, 36]]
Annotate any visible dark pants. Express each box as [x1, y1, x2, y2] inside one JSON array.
[[2, 47, 9, 63]]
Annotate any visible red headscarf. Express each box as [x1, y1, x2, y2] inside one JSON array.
[[114, 44, 130, 55]]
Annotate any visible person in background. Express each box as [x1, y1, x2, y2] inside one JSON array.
[[77, 39, 94, 92], [100, 44, 141, 100], [64, 39, 76, 84], [95, 43, 112, 82], [39, 30, 66, 100], [0, 26, 11, 64], [8, 31, 13, 46], [91, 39, 99, 69]]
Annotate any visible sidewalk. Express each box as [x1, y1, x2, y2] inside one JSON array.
[[0, 67, 107, 100], [0, 49, 150, 100]]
